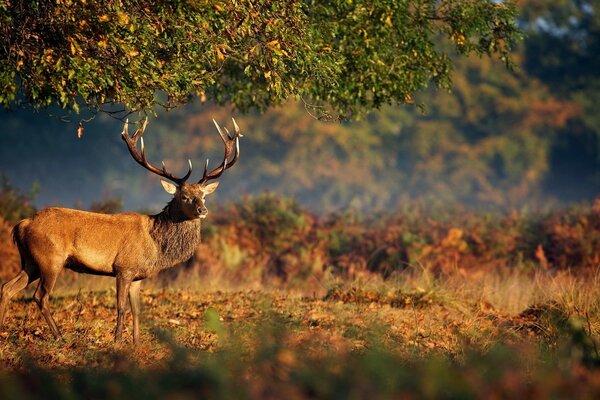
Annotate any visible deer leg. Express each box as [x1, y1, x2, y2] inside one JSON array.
[[0, 270, 39, 329], [115, 275, 132, 342], [33, 272, 61, 339], [129, 280, 142, 344]]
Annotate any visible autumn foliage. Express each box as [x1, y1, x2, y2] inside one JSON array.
[[184, 195, 599, 285], [1, 195, 598, 283]]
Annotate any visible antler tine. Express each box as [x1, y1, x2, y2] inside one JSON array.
[[221, 129, 240, 166], [122, 119, 129, 136], [232, 117, 243, 137], [131, 117, 148, 141], [233, 136, 240, 160], [121, 119, 192, 186], [198, 118, 242, 184], [225, 118, 241, 166], [140, 137, 146, 161], [212, 119, 228, 143], [181, 159, 193, 182], [198, 159, 207, 183]]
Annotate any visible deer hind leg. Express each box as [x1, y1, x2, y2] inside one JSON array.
[[33, 269, 62, 339], [0, 260, 40, 329]]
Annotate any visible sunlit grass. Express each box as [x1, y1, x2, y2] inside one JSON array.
[[2, 266, 600, 398]]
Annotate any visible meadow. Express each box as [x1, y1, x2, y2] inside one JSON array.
[[1, 195, 599, 398], [0, 0, 598, 397]]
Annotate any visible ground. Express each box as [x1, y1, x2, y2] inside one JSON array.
[[1, 269, 599, 398]]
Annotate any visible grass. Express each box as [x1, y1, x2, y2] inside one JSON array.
[[1, 267, 600, 398]]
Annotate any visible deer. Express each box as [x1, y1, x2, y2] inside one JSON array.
[[0, 117, 242, 344]]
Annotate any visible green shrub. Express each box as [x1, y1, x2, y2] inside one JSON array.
[[235, 193, 308, 253]]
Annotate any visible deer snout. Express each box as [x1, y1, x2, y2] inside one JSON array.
[[197, 206, 208, 217]]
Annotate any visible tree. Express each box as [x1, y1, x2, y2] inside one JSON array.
[[520, 0, 600, 94], [0, 0, 520, 119], [520, 0, 600, 201]]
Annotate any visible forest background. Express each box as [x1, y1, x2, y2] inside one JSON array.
[[0, 0, 598, 214]]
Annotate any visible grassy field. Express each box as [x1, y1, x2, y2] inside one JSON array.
[[1, 268, 600, 398], [1, 197, 599, 397]]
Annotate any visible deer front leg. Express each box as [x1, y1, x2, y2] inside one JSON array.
[[128, 280, 142, 344], [115, 275, 132, 342]]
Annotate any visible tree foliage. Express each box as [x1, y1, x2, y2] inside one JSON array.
[[519, 0, 600, 199], [0, 0, 520, 118], [521, 0, 600, 94]]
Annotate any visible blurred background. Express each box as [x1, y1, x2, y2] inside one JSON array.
[[0, 0, 598, 214]]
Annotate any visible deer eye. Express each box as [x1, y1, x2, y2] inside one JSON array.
[[181, 195, 191, 202]]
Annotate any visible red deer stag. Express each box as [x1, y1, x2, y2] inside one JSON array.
[[0, 118, 242, 343]]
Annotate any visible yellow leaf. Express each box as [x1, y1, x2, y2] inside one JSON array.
[[98, 15, 110, 23], [215, 47, 224, 62], [384, 15, 393, 27], [117, 12, 129, 26], [267, 39, 280, 50]]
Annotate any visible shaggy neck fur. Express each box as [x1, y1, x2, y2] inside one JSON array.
[[149, 198, 201, 270]]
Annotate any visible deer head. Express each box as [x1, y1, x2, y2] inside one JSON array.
[[121, 118, 242, 220]]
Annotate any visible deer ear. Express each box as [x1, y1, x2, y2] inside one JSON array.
[[160, 180, 177, 194], [202, 182, 219, 194]]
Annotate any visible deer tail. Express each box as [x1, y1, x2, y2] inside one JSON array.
[[11, 220, 29, 248]]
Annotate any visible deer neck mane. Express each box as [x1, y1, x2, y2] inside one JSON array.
[[149, 199, 202, 270]]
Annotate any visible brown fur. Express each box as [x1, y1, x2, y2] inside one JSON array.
[[0, 182, 217, 344], [150, 200, 202, 271], [0, 218, 20, 281]]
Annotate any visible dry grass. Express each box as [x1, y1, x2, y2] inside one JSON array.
[[2, 266, 600, 398], [1, 267, 598, 367]]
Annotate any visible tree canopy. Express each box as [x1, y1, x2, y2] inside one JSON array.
[[0, 0, 519, 118]]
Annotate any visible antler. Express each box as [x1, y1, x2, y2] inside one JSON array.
[[121, 118, 193, 186], [198, 118, 242, 184]]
